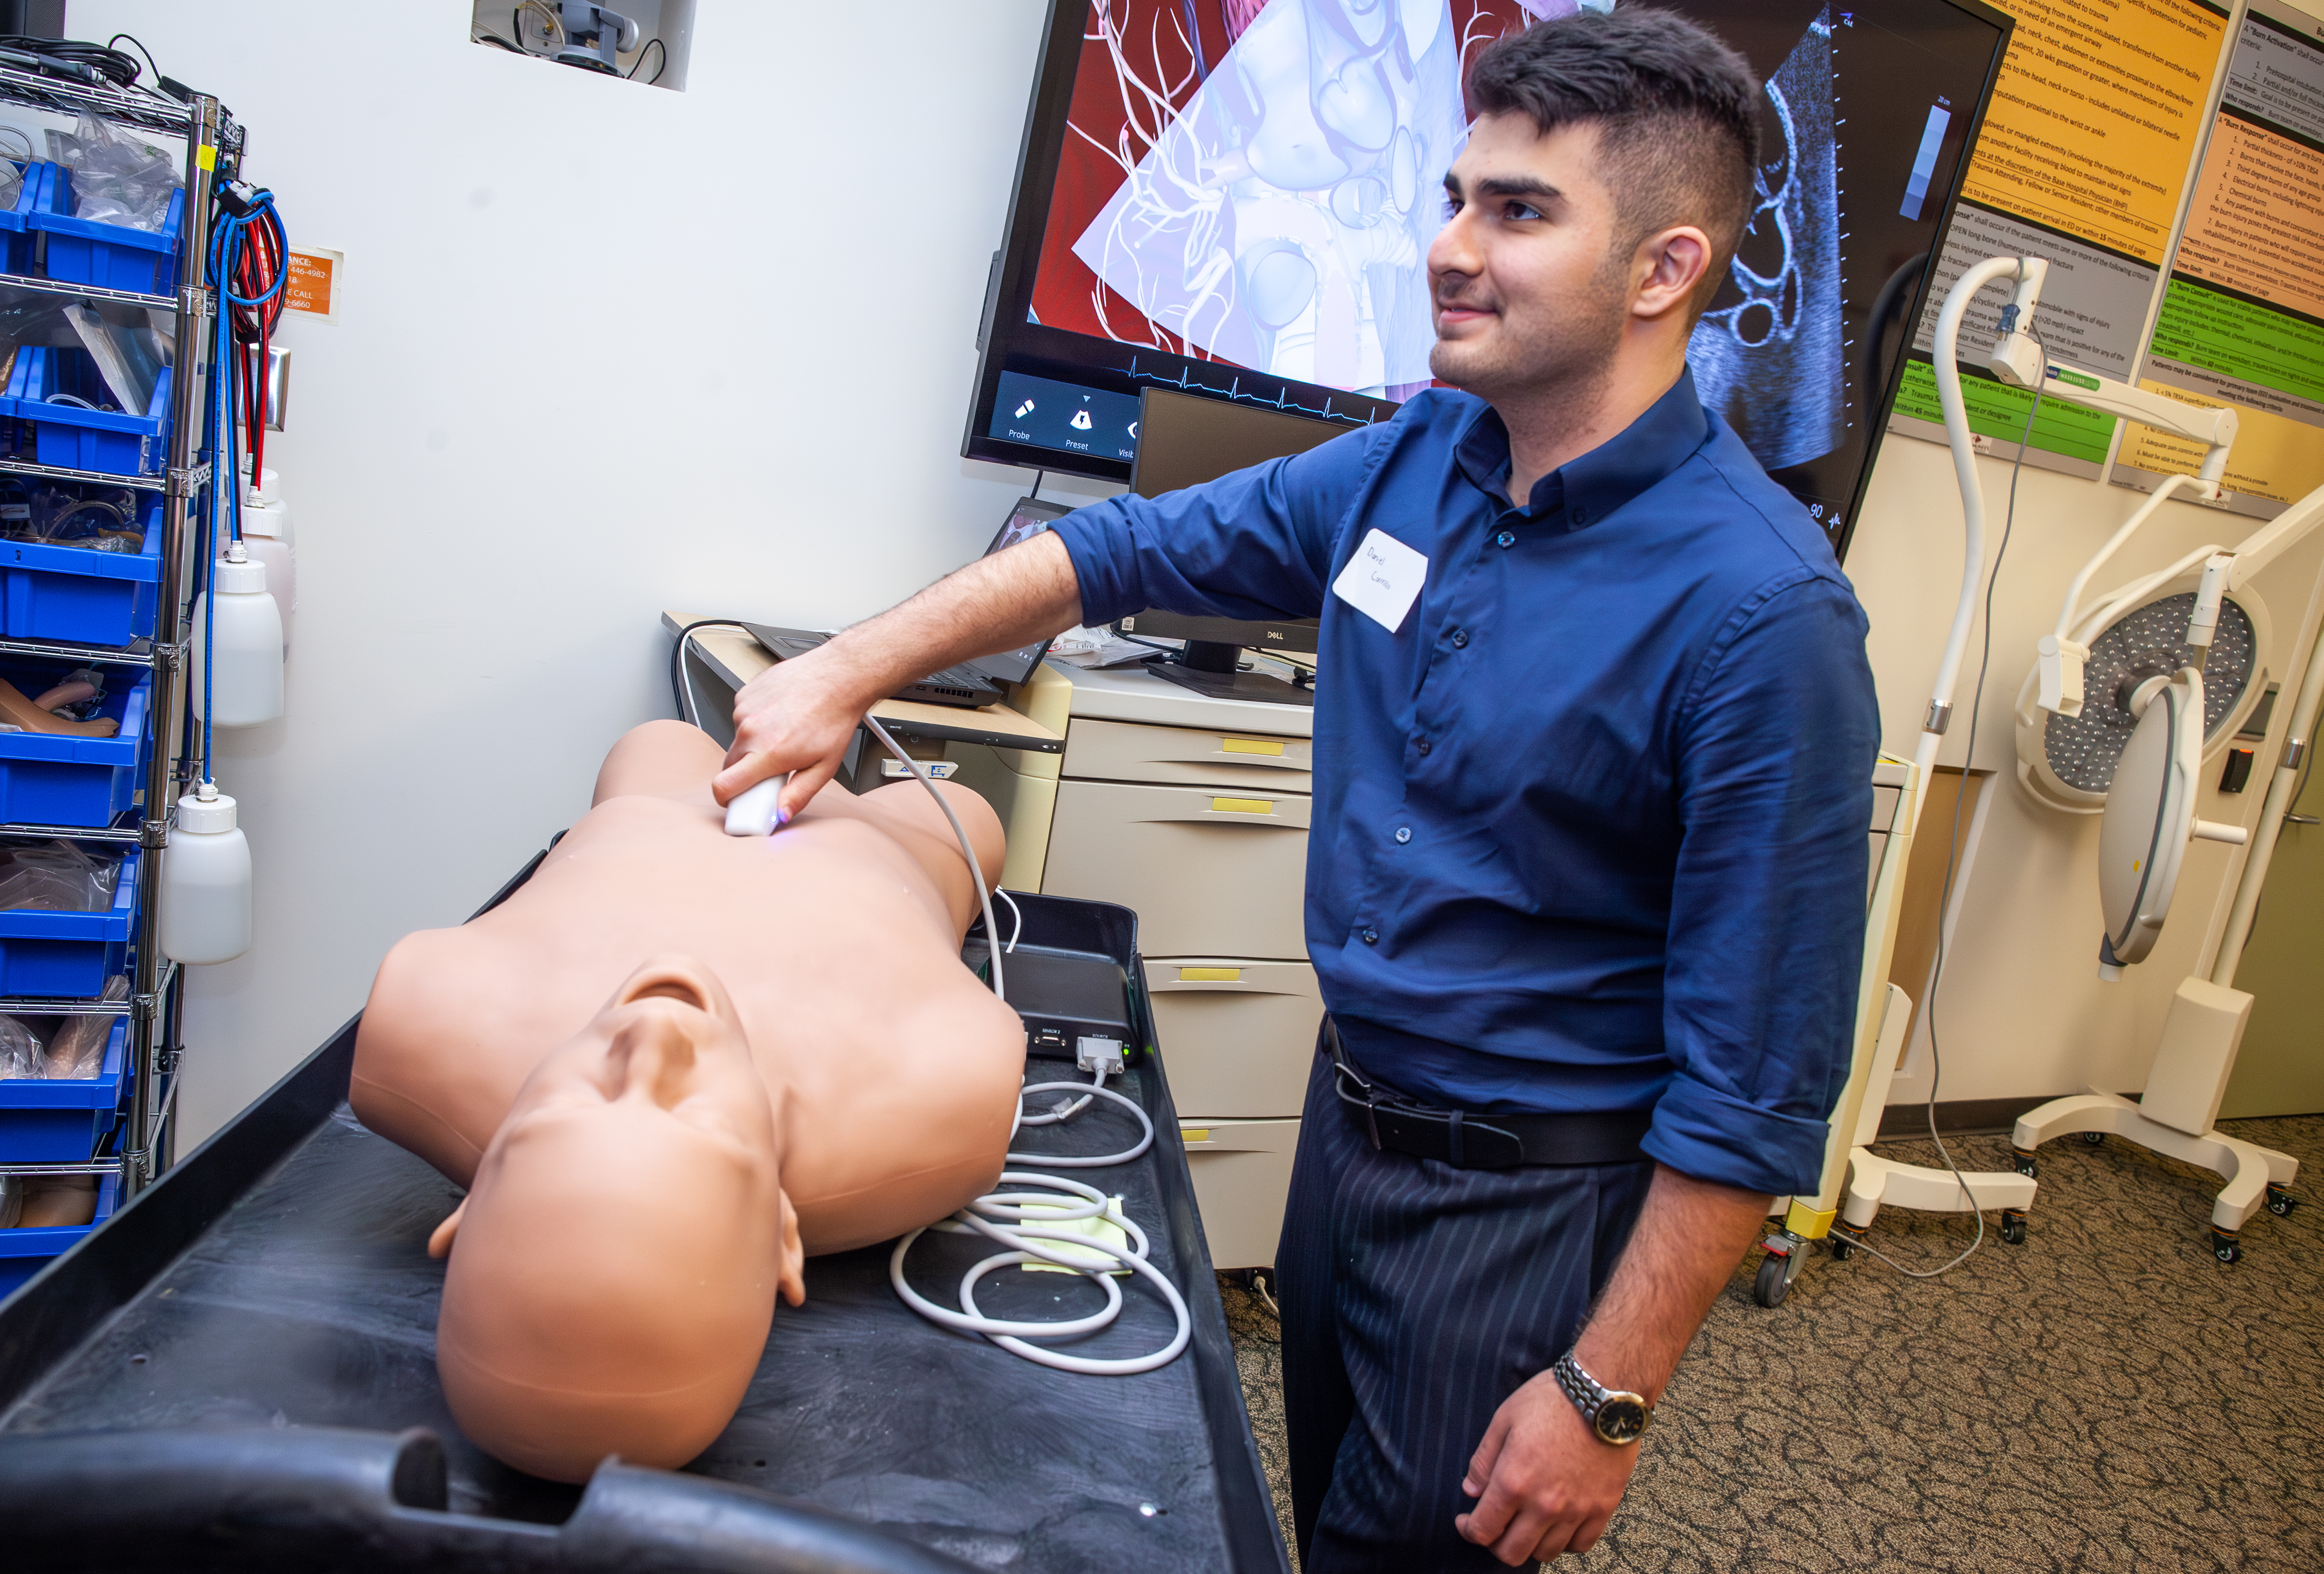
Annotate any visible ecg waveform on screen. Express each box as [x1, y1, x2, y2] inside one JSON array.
[[1126, 357, 1379, 426]]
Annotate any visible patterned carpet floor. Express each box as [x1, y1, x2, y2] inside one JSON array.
[[1219, 1113, 2324, 1571]]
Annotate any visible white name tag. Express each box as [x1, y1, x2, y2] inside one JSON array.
[[1330, 529, 1428, 634]]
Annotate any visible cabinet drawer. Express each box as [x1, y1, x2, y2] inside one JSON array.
[[1147, 959, 1320, 1119], [1182, 1118, 1300, 1270], [1063, 716, 1314, 793], [1042, 779, 1309, 958]]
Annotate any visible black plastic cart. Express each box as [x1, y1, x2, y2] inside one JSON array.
[[0, 864, 1288, 1574]]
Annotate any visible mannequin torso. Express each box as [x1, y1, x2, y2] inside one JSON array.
[[353, 721, 1024, 1254]]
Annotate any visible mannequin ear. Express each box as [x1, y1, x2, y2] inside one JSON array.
[[775, 1190, 806, 1308], [427, 1197, 469, 1260]]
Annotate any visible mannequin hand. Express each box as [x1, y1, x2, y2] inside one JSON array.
[[718, 647, 877, 820], [1455, 1370, 1640, 1564]]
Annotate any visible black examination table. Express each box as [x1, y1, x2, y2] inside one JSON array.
[[0, 867, 1288, 1574]]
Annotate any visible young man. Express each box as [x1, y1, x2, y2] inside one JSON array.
[[717, 8, 1878, 1567]]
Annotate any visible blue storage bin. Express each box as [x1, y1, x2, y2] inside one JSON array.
[[0, 1015, 126, 1162], [0, 846, 137, 996], [0, 492, 162, 646], [0, 1171, 120, 1299], [26, 161, 182, 295], [8, 347, 172, 477], [0, 659, 152, 828], [0, 159, 40, 277]]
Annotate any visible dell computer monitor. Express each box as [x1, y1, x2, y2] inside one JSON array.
[[961, 0, 2014, 561], [1114, 387, 1344, 704]]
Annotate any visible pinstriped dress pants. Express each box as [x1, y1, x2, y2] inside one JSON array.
[[1276, 1046, 1655, 1571]]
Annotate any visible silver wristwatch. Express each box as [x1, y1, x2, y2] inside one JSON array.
[[1550, 1351, 1652, 1446]]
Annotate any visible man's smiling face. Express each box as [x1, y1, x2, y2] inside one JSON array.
[[1427, 113, 1633, 405]]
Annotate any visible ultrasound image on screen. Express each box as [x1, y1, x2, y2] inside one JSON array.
[[1688, 12, 1844, 473]]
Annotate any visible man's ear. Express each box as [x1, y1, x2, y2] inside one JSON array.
[[427, 1197, 469, 1260], [1631, 224, 1713, 322], [775, 1190, 807, 1308]]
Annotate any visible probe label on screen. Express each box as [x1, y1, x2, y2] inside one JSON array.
[[1331, 529, 1427, 633]]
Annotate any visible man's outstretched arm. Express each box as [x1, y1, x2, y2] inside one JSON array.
[[1455, 1166, 1770, 1564], [713, 530, 1081, 819]]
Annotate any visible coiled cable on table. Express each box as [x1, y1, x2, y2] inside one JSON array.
[[861, 714, 1186, 1373]]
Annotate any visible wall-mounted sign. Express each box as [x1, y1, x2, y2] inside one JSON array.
[[283, 248, 341, 323]]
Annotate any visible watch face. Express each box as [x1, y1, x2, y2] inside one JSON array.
[[1595, 1396, 1650, 1445]]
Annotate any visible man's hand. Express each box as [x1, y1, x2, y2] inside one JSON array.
[[1453, 1164, 1771, 1564], [1456, 1371, 1637, 1564], [714, 645, 884, 824], [707, 531, 1083, 823]]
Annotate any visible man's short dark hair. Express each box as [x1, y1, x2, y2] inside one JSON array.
[[1467, 7, 1760, 312]]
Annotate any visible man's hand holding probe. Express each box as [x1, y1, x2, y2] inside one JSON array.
[[713, 530, 1083, 822]]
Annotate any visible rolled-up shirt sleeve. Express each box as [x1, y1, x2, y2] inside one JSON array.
[[1644, 572, 1882, 1195], [1050, 426, 1382, 628]]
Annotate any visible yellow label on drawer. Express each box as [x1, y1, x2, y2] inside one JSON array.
[[1181, 1128, 1211, 1144], [1221, 737, 1286, 757], [1179, 966, 1242, 982], [1211, 797, 1274, 815]]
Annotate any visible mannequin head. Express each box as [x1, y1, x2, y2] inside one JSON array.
[[429, 955, 805, 1482]]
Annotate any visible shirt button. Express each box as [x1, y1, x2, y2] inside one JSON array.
[[1416, 737, 1432, 756], [1450, 628, 1469, 648], [1394, 827, 1412, 843], [1362, 927, 1379, 945], [1572, 506, 1588, 526], [1495, 530, 1517, 549]]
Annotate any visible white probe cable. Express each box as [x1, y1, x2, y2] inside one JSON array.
[[865, 713, 1185, 1373]]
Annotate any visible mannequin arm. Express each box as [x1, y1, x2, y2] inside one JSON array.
[[716, 532, 1080, 819]]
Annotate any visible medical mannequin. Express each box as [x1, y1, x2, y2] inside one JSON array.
[[351, 720, 1026, 1479]]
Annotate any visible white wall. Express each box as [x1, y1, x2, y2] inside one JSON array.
[[70, 0, 1118, 1148]]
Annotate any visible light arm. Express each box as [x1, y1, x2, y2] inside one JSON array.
[[1978, 261, 2243, 717]]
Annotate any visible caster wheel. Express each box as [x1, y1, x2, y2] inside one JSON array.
[[2080, 1131, 2106, 1146], [2013, 1154, 2039, 1180], [1829, 1233, 1855, 1262], [2267, 1185, 2296, 1217], [2000, 1213, 2027, 1246], [2211, 1233, 2241, 1264], [1753, 1254, 1790, 1308]]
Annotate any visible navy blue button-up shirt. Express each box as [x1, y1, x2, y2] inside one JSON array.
[[1054, 370, 1879, 1194]]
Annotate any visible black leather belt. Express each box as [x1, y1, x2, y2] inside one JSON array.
[[1326, 1019, 1651, 1171]]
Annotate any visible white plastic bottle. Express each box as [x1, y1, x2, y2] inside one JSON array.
[[159, 783, 252, 964], [189, 543, 285, 726], [239, 507, 294, 655]]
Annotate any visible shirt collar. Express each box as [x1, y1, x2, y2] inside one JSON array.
[[1452, 365, 1712, 532]]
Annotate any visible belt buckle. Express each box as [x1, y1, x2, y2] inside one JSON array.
[[1327, 1029, 1384, 1151]]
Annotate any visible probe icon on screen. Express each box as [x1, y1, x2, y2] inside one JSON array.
[[1014, 399, 1036, 417]]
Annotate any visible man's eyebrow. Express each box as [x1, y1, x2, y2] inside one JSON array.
[[1468, 174, 1565, 205]]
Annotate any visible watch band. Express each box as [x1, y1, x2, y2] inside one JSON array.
[[1551, 1351, 1653, 1446]]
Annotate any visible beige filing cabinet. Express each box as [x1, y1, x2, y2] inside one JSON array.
[[1035, 664, 1323, 1270]]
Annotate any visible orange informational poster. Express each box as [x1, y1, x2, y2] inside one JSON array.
[[2173, 114, 2324, 320], [1958, 0, 2231, 265], [1888, 0, 2232, 477], [2120, 0, 2324, 517], [284, 248, 340, 322]]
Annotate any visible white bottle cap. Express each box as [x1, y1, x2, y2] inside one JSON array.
[[177, 789, 238, 833], [242, 499, 287, 538], [216, 552, 267, 593]]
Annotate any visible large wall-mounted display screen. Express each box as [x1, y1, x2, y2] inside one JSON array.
[[964, 0, 2013, 557]]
